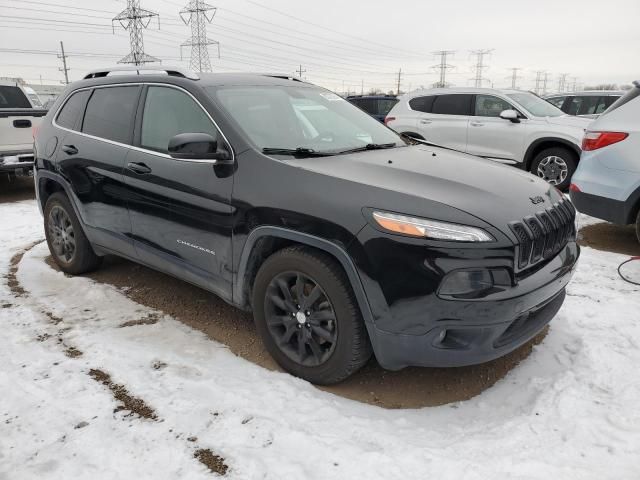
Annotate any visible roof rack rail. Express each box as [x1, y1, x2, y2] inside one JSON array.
[[263, 74, 305, 82], [83, 66, 199, 81]]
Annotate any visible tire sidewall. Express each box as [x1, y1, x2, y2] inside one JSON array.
[[531, 147, 577, 191]]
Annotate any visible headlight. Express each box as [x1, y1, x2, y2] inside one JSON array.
[[372, 211, 495, 242]]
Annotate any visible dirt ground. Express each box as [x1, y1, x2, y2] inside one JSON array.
[[5, 177, 639, 408]]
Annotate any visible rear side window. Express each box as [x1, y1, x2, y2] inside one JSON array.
[[432, 94, 473, 115], [140, 86, 217, 153], [408, 96, 435, 113], [82, 86, 140, 144], [603, 86, 640, 116], [0, 86, 31, 108], [56, 90, 91, 130]]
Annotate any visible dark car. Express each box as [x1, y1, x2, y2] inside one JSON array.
[[346, 94, 398, 122], [34, 67, 579, 384]]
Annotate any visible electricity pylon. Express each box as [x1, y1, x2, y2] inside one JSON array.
[[113, 0, 160, 65], [180, 0, 219, 73]]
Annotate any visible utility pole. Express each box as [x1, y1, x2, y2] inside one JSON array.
[[360, 79, 364, 95], [542, 72, 549, 95], [507, 67, 522, 89], [557, 73, 569, 93], [396, 68, 402, 95], [470, 49, 493, 88], [180, 0, 219, 73], [295, 64, 306, 78], [432, 50, 455, 88], [58, 41, 69, 84], [113, 0, 160, 65]]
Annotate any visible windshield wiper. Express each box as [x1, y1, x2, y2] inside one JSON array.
[[262, 147, 335, 157], [337, 143, 398, 155]]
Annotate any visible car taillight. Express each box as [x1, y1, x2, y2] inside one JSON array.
[[569, 183, 581, 192], [582, 131, 628, 151], [384, 116, 395, 126], [32, 125, 39, 139]]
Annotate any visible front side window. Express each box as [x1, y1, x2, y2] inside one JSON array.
[[506, 92, 564, 117], [211, 86, 403, 153], [568, 96, 600, 115], [141, 86, 218, 153], [0, 86, 31, 108], [474, 95, 514, 117], [82, 86, 140, 144], [432, 94, 473, 115], [56, 90, 91, 130]]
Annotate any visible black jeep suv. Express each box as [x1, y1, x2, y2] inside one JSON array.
[[34, 67, 579, 384]]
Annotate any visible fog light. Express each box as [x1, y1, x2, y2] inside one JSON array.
[[439, 268, 511, 297]]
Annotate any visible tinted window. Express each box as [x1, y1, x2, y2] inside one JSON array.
[[546, 96, 566, 109], [432, 94, 473, 115], [409, 96, 435, 113], [56, 90, 91, 130], [474, 95, 514, 117], [567, 96, 600, 115], [141, 86, 217, 153], [0, 86, 31, 108], [377, 98, 399, 116], [82, 86, 140, 144]]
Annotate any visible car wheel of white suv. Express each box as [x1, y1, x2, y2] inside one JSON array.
[[531, 147, 577, 191]]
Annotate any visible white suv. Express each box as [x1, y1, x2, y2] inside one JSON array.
[[570, 81, 640, 242], [385, 88, 592, 189]]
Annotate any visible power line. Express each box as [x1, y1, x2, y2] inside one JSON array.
[[112, 0, 160, 65], [180, 0, 219, 72], [470, 49, 493, 88], [432, 50, 455, 88]]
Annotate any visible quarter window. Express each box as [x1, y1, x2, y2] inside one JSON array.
[[431, 94, 473, 115], [82, 86, 140, 144], [141, 86, 218, 153], [56, 90, 91, 130], [474, 95, 514, 117], [409, 96, 435, 113]]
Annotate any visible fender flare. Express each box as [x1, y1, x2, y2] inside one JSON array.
[[523, 137, 581, 171], [233, 226, 374, 326]]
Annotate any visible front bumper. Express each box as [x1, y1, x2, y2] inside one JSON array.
[[0, 151, 35, 175], [365, 242, 579, 370]]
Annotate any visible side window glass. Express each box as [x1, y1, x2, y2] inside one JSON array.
[[432, 94, 473, 115], [474, 95, 514, 117], [82, 86, 140, 144], [546, 96, 566, 109], [408, 96, 435, 113], [377, 98, 399, 116], [594, 97, 610, 114], [567, 97, 583, 115], [141, 86, 218, 153], [56, 90, 91, 130]]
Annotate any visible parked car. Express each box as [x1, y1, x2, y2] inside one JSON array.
[[570, 81, 640, 242], [34, 67, 579, 384], [544, 91, 623, 117], [385, 88, 592, 190], [0, 80, 47, 179], [346, 94, 398, 122]]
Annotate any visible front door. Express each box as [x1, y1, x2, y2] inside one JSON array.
[[123, 85, 234, 299]]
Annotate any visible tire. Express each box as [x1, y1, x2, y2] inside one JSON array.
[[44, 192, 102, 275], [252, 246, 372, 385], [530, 147, 577, 191]]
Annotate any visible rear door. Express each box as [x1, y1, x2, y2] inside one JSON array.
[[55, 85, 141, 257], [466, 94, 526, 163], [124, 84, 234, 298], [415, 94, 472, 151]]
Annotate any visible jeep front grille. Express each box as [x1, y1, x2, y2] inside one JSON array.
[[509, 200, 576, 271]]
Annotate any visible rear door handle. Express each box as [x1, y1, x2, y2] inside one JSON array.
[[61, 145, 78, 155], [420, 119, 432, 125], [470, 122, 485, 127], [127, 162, 152, 174]]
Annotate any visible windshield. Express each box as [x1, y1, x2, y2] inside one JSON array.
[[506, 92, 564, 117], [210, 85, 404, 154]]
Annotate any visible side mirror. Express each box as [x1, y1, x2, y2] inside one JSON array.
[[499, 109, 520, 123], [168, 133, 231, 162]]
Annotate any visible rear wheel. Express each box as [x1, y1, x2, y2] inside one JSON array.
[[252, 246, 371, 384], [44, 192, 102, 275], [530, 147, 577, 191]]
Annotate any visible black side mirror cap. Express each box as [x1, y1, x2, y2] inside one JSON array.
[[168, 133, 232, 162]]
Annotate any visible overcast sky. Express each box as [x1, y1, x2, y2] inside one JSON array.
[[0, 0, 638, 93]]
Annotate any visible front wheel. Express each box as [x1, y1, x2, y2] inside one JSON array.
[[530, 147, 577, 191], [252, 246, 372, 385]]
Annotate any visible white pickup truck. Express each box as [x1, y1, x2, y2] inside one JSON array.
[[0, 80, 48, 179]]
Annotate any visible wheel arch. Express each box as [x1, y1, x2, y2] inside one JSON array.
[[234, 226, 374, 326], [523, 137, 581, 172]]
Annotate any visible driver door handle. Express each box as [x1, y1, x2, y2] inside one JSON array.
[[127, 162, 152, 174], [470, 122, 485, 127], [420, 119, 432, 125]]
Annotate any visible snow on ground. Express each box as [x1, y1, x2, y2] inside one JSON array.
[[1, 199, 640, 480]]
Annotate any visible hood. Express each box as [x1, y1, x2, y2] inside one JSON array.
[[291, 145, 565, 237], [544, 115, 593, 129]]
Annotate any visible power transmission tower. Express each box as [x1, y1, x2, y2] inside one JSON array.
[[568, 76, 579, 92], [296, 64, 306, 78], [557, 73, 569, 93], [542, 72, 549, 95], [470, 49, 493, 88], [534, 70, 544, 95], [507, 67, 522, 89], [396, 68, 402, 95], [180, 0, 219, 73], [113, 0, 160, 66], [432, 50, 455, 88], [58, 41, 69, 84]]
